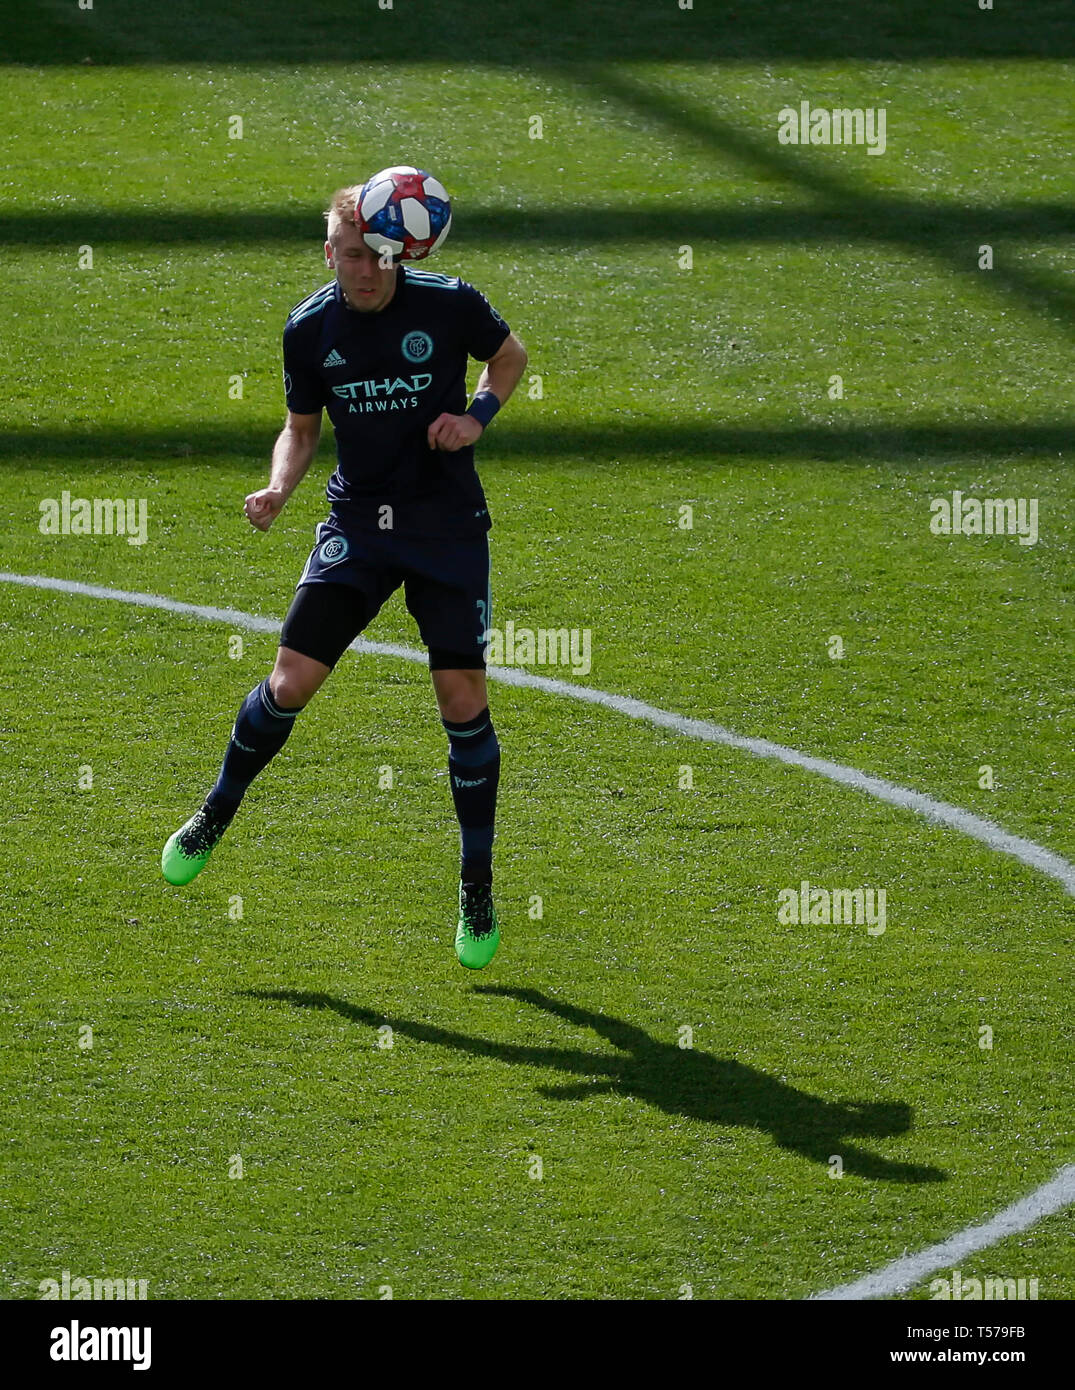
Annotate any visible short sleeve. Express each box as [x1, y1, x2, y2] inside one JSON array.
[[459, 281, 511, 361], [282, 323, 327, 414]]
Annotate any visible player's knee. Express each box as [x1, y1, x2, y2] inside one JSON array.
[[269, 675, 311, 709], [439, 693, 481, 723], [270, 651, 328, 709], [433, 670, 487, 723]]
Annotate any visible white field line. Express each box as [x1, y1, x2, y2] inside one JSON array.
[[812, 1165, 1075, 1299], [4, 568, 1072, 1299]]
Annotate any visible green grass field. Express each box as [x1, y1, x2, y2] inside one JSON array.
[[0, 1, 1072, 1301]]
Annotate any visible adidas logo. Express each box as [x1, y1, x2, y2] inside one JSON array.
[[322, 348, 347, 367]]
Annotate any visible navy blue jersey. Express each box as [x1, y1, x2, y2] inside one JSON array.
[[282, 266, 510, 537]]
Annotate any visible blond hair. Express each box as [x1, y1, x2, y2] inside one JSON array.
[[324, 185, 364, 240]]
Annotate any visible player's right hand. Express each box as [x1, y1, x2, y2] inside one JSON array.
[[244, 487, 286, 531]]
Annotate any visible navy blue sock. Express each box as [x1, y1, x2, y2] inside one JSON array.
[[206, 678, 304, 818], [442, 706, 500, 884]]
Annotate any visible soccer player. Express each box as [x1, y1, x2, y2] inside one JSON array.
[[161, 178, 527, 970]]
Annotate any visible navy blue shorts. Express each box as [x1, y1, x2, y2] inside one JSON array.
[[279, 515, 491, 670]]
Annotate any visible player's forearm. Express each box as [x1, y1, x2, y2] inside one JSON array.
[[268, 423, 320, 500], [473, 338, 528, 409]]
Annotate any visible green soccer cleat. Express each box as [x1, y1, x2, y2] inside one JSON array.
[[455, 879, 500, 970], [161, 803, 231, 886]]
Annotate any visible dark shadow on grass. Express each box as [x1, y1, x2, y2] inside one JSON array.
[[3, 204, 1074, 249], [0, 421, 1069, 466], [578, 67, 1075, 335], [247, 986, 947, 1183], [4, 0, 1072, 63]]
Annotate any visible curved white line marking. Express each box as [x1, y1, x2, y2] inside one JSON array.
[[5, 569, 1072, 1297], [813, 1164, 1075, 1299]]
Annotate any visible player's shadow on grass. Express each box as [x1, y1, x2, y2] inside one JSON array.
[[250, 985, 946, 1184]]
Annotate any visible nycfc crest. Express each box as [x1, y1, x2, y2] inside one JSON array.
[[319, 535, 349, 565], [401, 330, 433, 363]]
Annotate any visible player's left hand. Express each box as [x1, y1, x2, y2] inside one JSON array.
[[427, 412, 483, 452]]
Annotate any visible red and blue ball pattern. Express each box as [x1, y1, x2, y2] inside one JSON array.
[[356, 165, 452, 262]]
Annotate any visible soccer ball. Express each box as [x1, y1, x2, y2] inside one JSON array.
[[355, 165, 452, 262]]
